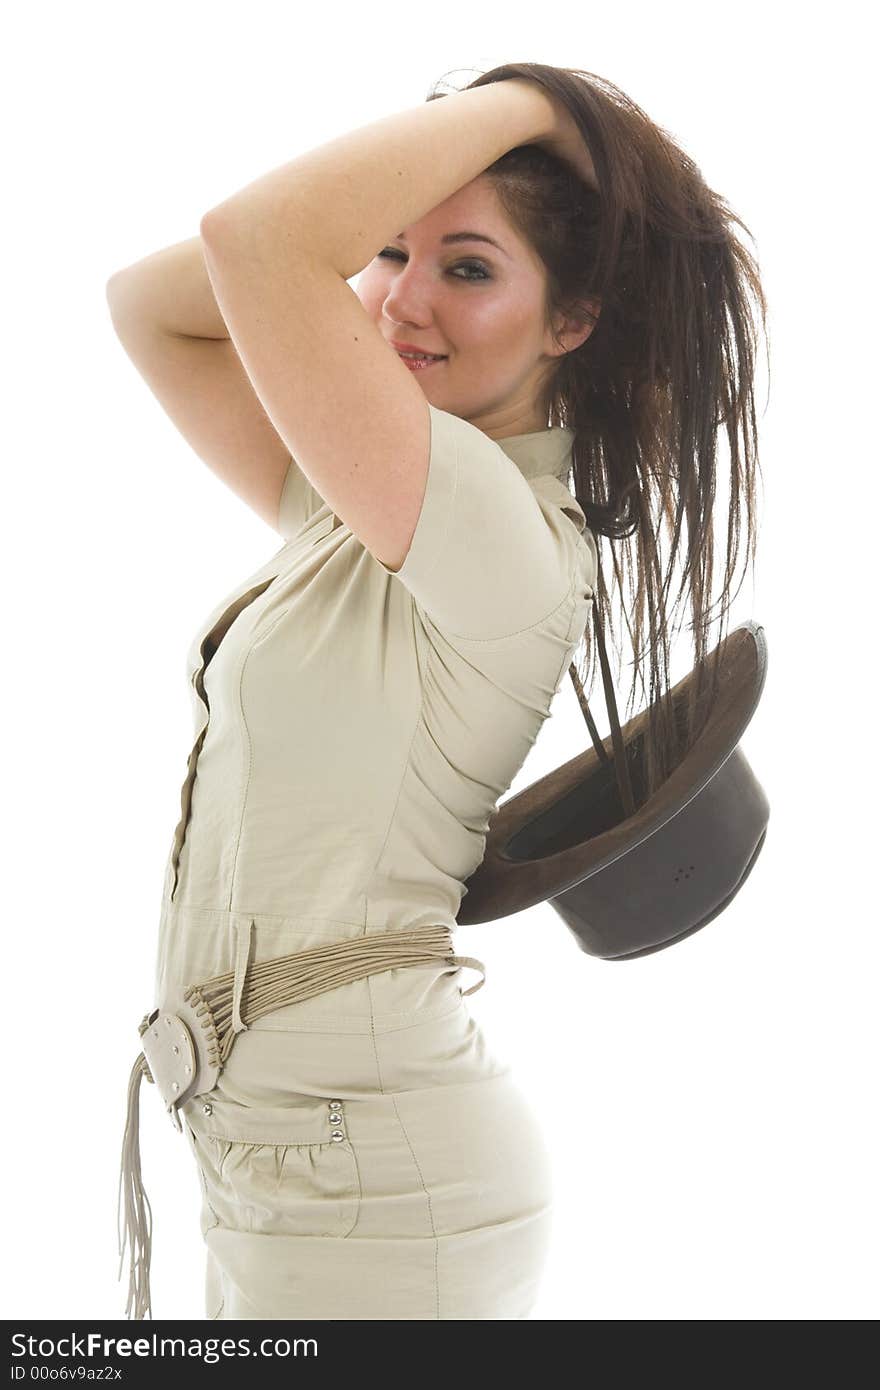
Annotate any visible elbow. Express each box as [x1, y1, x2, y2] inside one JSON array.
[[198, 209, 253, 268], [105, 270, 132, 321], [199, 209, 223, 240], [200, 200, 319, 266], [199, 206, 243, 245]]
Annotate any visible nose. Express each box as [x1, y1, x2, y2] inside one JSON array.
[[381, 261, 437, 332]]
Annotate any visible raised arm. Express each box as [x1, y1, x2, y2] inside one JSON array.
[[105, 236, 307, 532], [200, 80, 556, 277], [194, 81, 560, 571]]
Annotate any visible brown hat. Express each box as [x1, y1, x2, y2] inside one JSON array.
[[458, 615, 769, 960]]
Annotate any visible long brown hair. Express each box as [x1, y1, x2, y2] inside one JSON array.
[[428, 62, 769, 809]]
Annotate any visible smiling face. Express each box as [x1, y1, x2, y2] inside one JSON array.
[[355, 174, 593, 440]]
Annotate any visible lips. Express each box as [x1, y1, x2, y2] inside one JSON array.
[[389, 340, 448, 360]]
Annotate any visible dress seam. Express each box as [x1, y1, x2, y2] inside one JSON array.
[[360, 612, 433, 916], [424, 560, 580, 647], [227, 643, 259, 912], [247, 999, 466, 1034], [388, 1091, 441, 1320]]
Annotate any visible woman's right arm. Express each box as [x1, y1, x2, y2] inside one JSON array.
[[105, 236, 300, 533]]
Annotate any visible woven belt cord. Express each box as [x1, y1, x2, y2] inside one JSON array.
[[118, 924, 484, 1319], [188, 923, 484, 1065]]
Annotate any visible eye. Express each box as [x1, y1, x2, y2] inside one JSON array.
[[451, 260, 491, 282], [377, 248, 491, 281]]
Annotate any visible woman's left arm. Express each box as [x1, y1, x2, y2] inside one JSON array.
[[201, 80, 555, 277]]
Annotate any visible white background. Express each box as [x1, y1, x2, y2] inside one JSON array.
[[3, 0, 876, 1321]]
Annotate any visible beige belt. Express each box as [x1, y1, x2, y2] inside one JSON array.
[[117, 921, 485, 1321]]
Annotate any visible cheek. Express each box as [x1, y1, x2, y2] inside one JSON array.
[[459, 297, 539, 361]]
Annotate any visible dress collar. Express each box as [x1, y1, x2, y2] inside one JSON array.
[[494, 425, 575, 483]]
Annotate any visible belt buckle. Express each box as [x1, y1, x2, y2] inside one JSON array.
[[141, 985, 222, 1130]]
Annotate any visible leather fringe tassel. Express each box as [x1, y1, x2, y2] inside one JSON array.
[[117, 1020, 154, 1320]]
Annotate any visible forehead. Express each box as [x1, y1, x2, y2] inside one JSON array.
[[400, 178, 522, 258]]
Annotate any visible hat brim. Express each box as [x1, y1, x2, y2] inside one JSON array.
[[457, 620, 768, 926]]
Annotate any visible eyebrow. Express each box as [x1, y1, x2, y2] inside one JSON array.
[[395, 230, 511, 259]]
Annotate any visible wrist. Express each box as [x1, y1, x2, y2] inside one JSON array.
[[498, 77, 560, 144]]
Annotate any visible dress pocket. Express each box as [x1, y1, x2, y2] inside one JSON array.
[[180, 1092, 361, 1239]]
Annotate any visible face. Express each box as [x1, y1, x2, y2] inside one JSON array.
[[355, 175, 595, 439]]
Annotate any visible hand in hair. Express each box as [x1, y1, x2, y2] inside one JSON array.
[[525, 91, 598, 191]]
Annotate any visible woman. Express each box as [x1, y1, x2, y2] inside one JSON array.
[[110, 62, 765, 1321]]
